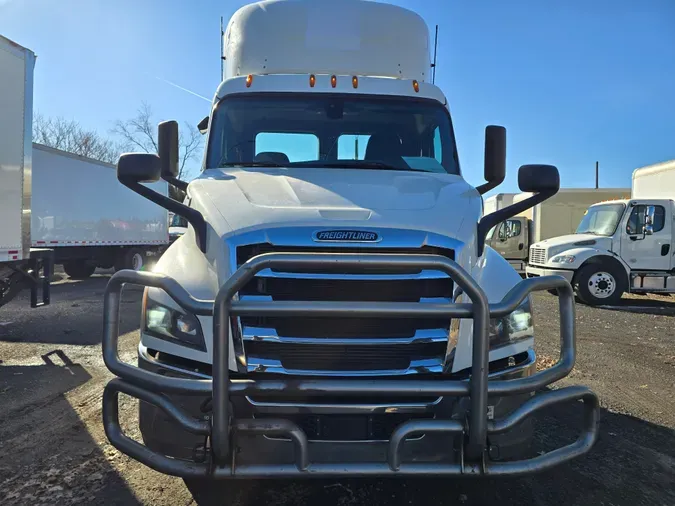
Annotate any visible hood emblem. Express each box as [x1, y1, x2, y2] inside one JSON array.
[[313, 230, 381, 243]]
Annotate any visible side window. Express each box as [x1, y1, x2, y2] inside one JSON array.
[[255, 132, 319, 163], [337, 134, 370, 160], [433, 127, 442, 163], [499, 219, 521, 240], [626, 205, 665, 234]]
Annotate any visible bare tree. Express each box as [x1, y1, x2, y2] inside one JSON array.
[[33, 113, 122, 164], [112, 102, 203, 181]]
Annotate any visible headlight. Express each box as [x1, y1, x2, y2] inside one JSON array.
[[489, 298, 533, 349], [144, 298, 206, 351], [551, 254, 576, 264], [453, 290, 533, 350]]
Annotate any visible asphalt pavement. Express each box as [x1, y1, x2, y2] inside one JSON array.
[[1, 271, 674, 505]]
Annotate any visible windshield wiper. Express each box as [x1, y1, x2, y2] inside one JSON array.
[[220, 161, 284, 168], [289, 160, 427, 172]]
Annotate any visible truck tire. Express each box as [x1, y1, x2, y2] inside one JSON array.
[[114, 248, 145, 272], [63, 262, 96, 280], [574, 262, 626, 306]]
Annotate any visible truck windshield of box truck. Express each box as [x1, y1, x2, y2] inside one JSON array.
[[575, 203, 626, 236], [206, 94, 459, 174]]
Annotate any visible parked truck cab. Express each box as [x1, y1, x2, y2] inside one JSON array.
[[526, 161, 675, 305], [100, 0, 598, 495]]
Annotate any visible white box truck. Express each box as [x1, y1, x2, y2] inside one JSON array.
[[526, 160, 675, 305], [100, 0, 598, 493], [0, 34, 53, 308], [31, 143, 169, 279], [486, 188, 629, 273]]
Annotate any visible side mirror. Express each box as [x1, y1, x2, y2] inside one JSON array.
[[158, 120, 188, 192], [197, 116, 209, 135], [477, 164, 559, 256], [517, 164, 560, 193], [476, 125, 506, 195], [117, 149, 207, 253], [644, 205, 655, 236], [158, 120, 179, 180], [117, 153, 161, 184]]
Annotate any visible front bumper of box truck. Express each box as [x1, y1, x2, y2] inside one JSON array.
[[101, 252, 599, 478]]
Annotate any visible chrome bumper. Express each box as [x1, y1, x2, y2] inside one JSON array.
[[526, 265, 575, 283], [102, 252, 599, 478]]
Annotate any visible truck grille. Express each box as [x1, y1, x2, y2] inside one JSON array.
[[529, 247, 547, 265], [235, 243, 454, 375]]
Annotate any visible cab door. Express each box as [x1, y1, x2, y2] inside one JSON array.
[[620, 201, 672, 271], [493, 217, 528, 260]]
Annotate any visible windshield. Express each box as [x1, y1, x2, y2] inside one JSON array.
[[206, 94, 460, 175], [576, 204, 625, 236], [170, 214, 187, 228]]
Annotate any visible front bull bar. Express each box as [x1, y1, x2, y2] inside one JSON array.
[[101, 253, 600, 478]]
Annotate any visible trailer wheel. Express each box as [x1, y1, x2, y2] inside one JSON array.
[[63, 262, 96, 280], [574, 262, 626, 306], [114, 248, 146, 272]]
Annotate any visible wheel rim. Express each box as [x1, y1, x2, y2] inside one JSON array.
[[131, 253, 144, 271], [587, 271, 616, 299]]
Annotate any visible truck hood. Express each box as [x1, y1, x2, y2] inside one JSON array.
[[532, 233, 614, 255], [192, 167, 481, 239]]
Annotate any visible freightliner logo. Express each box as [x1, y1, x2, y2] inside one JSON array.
[[313, 230, 380, 242]]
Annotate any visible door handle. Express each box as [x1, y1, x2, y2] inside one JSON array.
[[518, 243, 524, 250], [662, 244, 670, 256]]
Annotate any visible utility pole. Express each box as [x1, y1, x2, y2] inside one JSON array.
[[354, 136, 359, 160], [595, 161, 599, 189]]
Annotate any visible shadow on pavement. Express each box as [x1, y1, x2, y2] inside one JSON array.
[[186, 401, 675, 506], [598, 296, 675, 316], [0, 356, 142, 505]]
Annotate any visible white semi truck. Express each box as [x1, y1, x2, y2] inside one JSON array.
[[101, 0, 598, 496], [526, 160, 675, 305], [487, 188, 630, 273], [0, 34, 169, 308]]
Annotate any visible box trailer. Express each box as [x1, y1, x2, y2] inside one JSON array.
[[0, 34, 52, 308], [31, 143, 169, 278], [486, 188, 630, 272]]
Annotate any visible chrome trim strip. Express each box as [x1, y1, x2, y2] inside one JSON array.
[[246, 357, 444, 376], [242, 326, 449, 345], [248, 397, 442, 414], [255, 268, 449, 280], [239, 295, 451, 304]]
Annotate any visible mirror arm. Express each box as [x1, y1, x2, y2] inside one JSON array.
[[120, 179, 207, 253], [477, 189, 556, 257], [163, 175, 189, 192], [476, 179, 504, 196]]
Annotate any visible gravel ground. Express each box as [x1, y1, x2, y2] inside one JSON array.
[[1, 272, 674, 505]]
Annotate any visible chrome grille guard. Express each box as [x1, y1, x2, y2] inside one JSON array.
[[101, 253, 599, 478]]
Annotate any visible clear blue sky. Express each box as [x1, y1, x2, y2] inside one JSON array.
[[1, 0, 674, 192]]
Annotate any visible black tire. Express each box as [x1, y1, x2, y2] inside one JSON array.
[[114, 248, 146, 272], [574, 262, 626, 306], [63, 262, 96, 280]]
